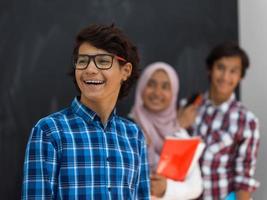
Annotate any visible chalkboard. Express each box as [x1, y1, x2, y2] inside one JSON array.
[[0, 0, 237, 198]]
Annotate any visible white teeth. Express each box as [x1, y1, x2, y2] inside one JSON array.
[[85, 80, 104, 84]]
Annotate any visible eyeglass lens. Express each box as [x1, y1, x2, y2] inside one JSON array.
[[75, 54, 113, 69]]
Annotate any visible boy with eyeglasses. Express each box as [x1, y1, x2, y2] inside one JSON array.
[[22, 24, 150, 199]]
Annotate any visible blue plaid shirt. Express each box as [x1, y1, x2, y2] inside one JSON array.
[[22, 97, 150, 199]]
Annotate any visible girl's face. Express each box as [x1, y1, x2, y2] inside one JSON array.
[[142, 69, 173, 113]]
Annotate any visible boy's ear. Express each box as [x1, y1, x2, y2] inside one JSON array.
[[122, 62, 132, 81]]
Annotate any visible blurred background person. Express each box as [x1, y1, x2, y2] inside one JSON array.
[[182, 42, 260, 200], [129, 62, 203, 199]]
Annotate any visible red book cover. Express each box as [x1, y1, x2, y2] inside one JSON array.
[[157, 136, 204, 181]]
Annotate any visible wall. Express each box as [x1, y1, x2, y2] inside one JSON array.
[[238, 0, 267, 199]]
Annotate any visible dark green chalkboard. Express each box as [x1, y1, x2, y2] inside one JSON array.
[[0, 0, 237, 198]]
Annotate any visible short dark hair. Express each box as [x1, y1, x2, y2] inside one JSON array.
[[206, 42, 249, 78], [70, 23, 140, 99]]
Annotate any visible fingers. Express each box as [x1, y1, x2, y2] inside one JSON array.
[[150, 174, 167, 197], [150, 173, 164, 180], [186, 103, 198, 111], [177, 105, 198, 128]]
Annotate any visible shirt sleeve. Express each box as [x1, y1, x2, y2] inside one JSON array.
[[22, 125, 59, 200], [234, 116, 260, 192], [136, 131, 151, 199], [161, 163, 203, 200]]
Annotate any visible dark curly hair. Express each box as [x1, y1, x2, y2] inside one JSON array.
[[70, 23, 140, 99], [206, 41, 249, 78]]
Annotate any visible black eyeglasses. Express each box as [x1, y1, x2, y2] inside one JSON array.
[[73, 54, 126, 70]]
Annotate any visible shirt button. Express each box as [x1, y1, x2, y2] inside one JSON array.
[[108, 187, 111, 192], [106, 157, 111, 162]]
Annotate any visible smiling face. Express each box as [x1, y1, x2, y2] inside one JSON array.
[[142, 69, 173, 113], [209, 56, 242, 104], [75, 42, 132, 108]]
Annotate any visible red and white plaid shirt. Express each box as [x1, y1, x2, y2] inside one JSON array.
[[188, 92, 260, 200]]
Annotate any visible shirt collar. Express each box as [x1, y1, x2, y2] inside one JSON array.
[[71, 97, 117, 123], [71, 97, 96, 122], [204, 91, 236, 114]]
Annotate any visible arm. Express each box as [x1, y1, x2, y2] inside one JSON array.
[[236, 190, 251, 200], [151, 130, 203, 199], [137, 136, 151, 199], [150, 174, 167, 198], [161, 164, 203, 200], [234, 117, 260, 199], [177, 104, 198, 129], [150, 164, 203, 199], [22, 125, 59, 199]]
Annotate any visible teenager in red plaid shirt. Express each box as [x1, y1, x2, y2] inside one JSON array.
[[180, 42, 260, 200]]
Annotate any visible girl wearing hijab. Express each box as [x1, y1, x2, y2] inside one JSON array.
[[129, 62, 203, 200]]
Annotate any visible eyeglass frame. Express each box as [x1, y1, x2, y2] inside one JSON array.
[[73, 53, 127, 70]]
